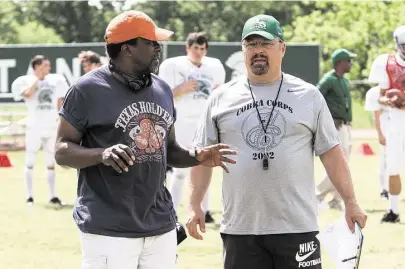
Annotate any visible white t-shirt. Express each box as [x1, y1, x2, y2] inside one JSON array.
[[12, 74, 69, 130], [364, 86, 389, 136], [368, 53, 405, 89], [159, 56, 226, 145]]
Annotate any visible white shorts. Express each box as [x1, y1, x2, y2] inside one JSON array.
[[79, 229, 177, 269], [172, 167, 190, 179], [386, 109, 405, 176], [25, 128, 56, 154]]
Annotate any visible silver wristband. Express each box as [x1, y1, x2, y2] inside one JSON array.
[[188, 147, 198, 158]]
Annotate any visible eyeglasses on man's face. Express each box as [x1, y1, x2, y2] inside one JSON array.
[[243, 40, 282, 50]]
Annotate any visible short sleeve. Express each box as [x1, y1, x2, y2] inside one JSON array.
[[312, 90, 340, 156], [316, 75, 331, 96], [158, 59, 177, 89], [11, 76, 30, 102], [59, 86, 88, 133], [192, 96, 219, 147], [55, 75, 70, 99], [213, 61, 226, 86], [364, 87, 381, 112], [368, 54, 390, 89]]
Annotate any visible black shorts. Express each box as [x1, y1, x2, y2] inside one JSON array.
[[221, 232, 322, 269]]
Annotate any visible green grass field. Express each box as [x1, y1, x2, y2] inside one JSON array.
[[0, 138, 404, 269]]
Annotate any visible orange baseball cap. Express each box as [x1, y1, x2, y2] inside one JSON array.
[[105, 11, 174, 44]]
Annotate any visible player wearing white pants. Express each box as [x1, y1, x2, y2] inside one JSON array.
[[364, 86, 389, 198], [11, 55, 69, 205], [159, 32, 226, 222], [368, 26, 405, 223], [386, 109, 405, 175], [316, 123, 351, 207], [80, 230, 177, 269]]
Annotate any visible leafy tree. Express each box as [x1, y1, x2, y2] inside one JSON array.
[[14, 22, 63, 44], [13, 0, 119, 43], [7, 0, 405, 100], [0, 2, 24, 43], [130, 1, 314, 42], [287, 1, 405, 84], [9, 1, 314, 43]]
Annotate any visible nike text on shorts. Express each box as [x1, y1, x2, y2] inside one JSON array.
[[221, 232, 321, 269]]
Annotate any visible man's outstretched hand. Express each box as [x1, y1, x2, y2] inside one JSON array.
[[195, 144, 237, 173]]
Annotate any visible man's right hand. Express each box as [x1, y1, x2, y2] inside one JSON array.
[[378, 96, 392, 106], [174, 80, 197, 98], [186, 205, 206, 240], [101, 144, 135, 173], [183, 80, 197, 92]]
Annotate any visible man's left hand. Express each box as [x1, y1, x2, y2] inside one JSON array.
[[195, 143, 237, 173], [344, 201, 367, 233]]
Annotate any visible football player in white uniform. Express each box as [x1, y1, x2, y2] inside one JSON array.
[[12, 55, 69, 206], [364, 86, 389, 199], [368, 26, 405, 223], [159, 32, 226, 222]]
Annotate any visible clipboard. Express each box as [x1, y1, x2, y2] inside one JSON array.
[[340, 222, 364, 269]]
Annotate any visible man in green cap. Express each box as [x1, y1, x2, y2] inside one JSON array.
[[316, 48, 357, 210], [187, 15, 366, 269]]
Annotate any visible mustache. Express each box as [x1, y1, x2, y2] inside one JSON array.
[[251, 54, 268, 63], [152, 51, 161, 60]]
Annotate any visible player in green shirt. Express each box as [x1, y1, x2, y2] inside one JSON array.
[[316, 48, 357, 210]]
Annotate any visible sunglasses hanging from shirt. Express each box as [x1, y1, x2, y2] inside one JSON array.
[[247, 73, 284, 171]]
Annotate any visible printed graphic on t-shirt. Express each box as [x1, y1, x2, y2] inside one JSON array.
[[37, 88, 54, 111], [236, 99, 293, 161], [114, 101, 174, 163], [188, 73, 214, 100]]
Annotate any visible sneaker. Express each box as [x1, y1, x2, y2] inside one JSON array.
[[328, 200, 344, 211], [381, 210, 400, 223], [26, 197, 34, 205], [205, 211, 215, 223], [49, 197, 64, 207], [381, 190, 389, 200]]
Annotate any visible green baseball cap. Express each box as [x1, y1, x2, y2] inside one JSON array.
[[331, 49, 357, 64], [242, 15, 284, 41]]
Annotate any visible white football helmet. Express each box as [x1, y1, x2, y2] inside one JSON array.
[[394, 26, 405, 58]]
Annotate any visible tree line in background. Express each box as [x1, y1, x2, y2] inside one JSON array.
[[1, 0, 405, 97]]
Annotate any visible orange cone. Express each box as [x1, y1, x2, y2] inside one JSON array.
[[358, 143, 374, 156], [0, 151, 12, 167]]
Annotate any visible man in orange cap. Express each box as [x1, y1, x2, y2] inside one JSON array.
[[54, 11, 237, 269]]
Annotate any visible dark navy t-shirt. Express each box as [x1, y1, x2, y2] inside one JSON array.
[[59, 65, 176, 238]]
